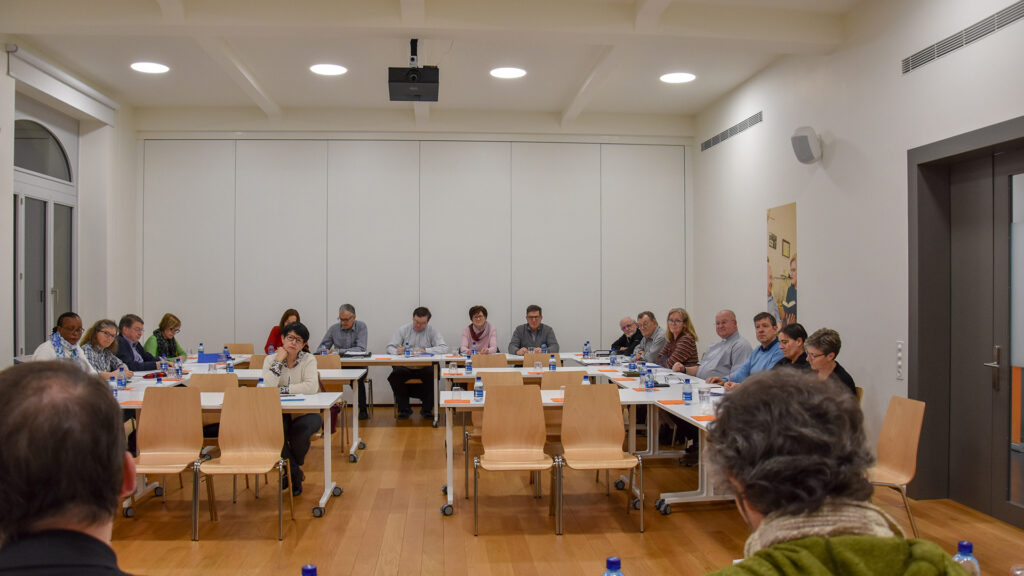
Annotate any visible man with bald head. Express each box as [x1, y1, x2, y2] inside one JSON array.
[[610, 316, 642, 355], [681, 310, 752, 380]]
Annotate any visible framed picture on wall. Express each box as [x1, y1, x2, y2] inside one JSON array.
[[769, 233, 777, 250], [782, 239, 791, 258]]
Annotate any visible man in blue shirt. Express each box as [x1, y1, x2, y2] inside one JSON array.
[[708, 312, 783, 389]]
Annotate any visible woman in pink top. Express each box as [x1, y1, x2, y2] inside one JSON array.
[[460, 305, 498, 354]]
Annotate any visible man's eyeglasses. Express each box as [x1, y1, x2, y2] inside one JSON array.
[[526, 315, 541, 321], [620, 324, 636, 332]]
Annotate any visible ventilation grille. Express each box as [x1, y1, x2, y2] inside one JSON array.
[[700, 111, 763, 152], [902, 0, 1024, 74]]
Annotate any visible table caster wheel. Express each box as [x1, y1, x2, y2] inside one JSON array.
[[442, 485, 448, 495], [654, 498, 665, 509], [332, 486, 343, 497], [632, 497, 642, 510], [349, 453, 358, 463], [441, 504, 454, 516], [660, 504, 671, 516], [614, 479, 626, 490], [313, 507, 325, 518], [358, 441, 366, 450], [123, 506, 134, 518], [432, 420, 439, 428], [154, 486, 164, 497]]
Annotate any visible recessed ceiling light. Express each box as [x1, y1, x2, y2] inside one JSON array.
[[310, 64, 348, 76], [131, 62, 169, 74], [660, 72, 696, 84], [490, 67, 526, 79]]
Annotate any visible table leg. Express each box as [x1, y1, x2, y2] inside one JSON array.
[[349, 380, 363, 463], [444, 405, 455, 513], [315, 406, 341, 516], [657, 428, 732, 506]]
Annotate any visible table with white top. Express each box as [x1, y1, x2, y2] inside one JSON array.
[[118, 389, 345, 517]]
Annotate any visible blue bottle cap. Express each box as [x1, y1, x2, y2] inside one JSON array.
[[301, 564, 317, 576], [606, 556, 621, 571], [957, 540, 973, 554]]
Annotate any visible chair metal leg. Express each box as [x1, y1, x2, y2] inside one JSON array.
[[368, 378, 375, 418], [178, 472, 184, 489], [896, 484, 919, 537], [534, 470, 542, 498], [278, 462, 284, 541], [191, 461, 201, 541], [207, 473, 218, 521], [161, 474, 168, 502], [556, 458, 564, 535], [285, 461, 295, 520], [464, 430, 470, 499], [245, 474, 250, 490], [233, 475, 237, 503], [473, 457, 481, 536], [638, 456, 644, 533], [255, 474, 260, 499]]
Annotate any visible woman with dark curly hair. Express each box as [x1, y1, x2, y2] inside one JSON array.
[[705, 369, 964, 575]]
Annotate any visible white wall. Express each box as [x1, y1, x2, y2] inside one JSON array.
[[691, 0, 1024, 441]]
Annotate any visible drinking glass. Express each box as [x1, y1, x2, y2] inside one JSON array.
[[534, 361, 543, 371], [698, 388, 713, 415]]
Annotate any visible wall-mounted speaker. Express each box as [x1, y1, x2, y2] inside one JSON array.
[[791, 126, 822, 164]]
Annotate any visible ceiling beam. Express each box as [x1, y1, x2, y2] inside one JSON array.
[[401, 0, 426, 26], [193, 36, 281, 118], [634, 0, 671, 33], [560, 45, 616, 127], [155, 0, 185, 24]]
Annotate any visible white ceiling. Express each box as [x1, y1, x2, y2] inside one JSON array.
[[0, 0, 861, 123]]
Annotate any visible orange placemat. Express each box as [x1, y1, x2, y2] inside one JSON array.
[[598, 369, 618, 372], [527, 371, 544, 375], [693, 415, 715, 421], [162, 378, 183, 382], [551, 398, 564, 402], [614, 377, 637, 382], [444, 399, 471, 405], [445, 373, 466, 377], [658, 399, 685, 406], [120, 401, 144, 407]]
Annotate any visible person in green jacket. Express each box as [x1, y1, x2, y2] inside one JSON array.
[[706, 369, 968, 576], [143, 312, 186, 360]]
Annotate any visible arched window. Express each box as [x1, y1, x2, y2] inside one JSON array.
[[14, 119, 72, 182]]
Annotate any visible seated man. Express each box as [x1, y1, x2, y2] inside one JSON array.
[[681, 310, 752, 380], [386, 307, 448, 420], [706, 369, 962, 575], [319, 303, 371, 420], [708, 312, 782, 389], [115, 313, 158, 372], [0, 361, 136, 575], [632, 310, 666, 363], [610, 316, 642, 355], [509, 305, 559, 355]]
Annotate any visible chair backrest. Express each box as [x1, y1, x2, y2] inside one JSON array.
[[523, 352, 561, 368], [540, 370, 587, 390], [875, 395, 926, 479], [480, 371, 524, 388], [481, 385, 546, 451], [225, 342, 254, 355], [188, 373, 240, 392], [561, 384, 625, 450], [315, 354, 341, 370], [218, 387, 284, 455], [856, 386, 864, 403], [248, 354, 267, 371], [471, 353, 507, 368], [138, 386, 203, 455]]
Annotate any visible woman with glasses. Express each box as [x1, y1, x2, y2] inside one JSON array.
[[460, 305, 497, 354], [31, 312, 96, 373], [261, 322, 322, 497], [804, 327, 856, 396], [81, 319, 133, 380], [658, 307, 699, 372], [143, 313, 186, 360], [265, 308, 300, 354]]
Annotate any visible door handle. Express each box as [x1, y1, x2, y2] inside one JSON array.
[[984, 345, 1000, 391]]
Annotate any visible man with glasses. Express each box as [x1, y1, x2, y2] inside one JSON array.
[[681, 309, 752, 380], [386, 307, 449, 420], [114, 314, 159, 371], [633, 311, 666, 363], [319, 303, 371, 419], [509, 304, 559, 355], [610, 315, 642, 355], [707, 312, 783, 389]]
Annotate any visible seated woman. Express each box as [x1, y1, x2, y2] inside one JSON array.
[[81, 318, 134, 380], [773, 323, 808, 369], [143, 313, 186, 360], [659, 307, 699, 372], [804, 328, 856, 396], [261, 322, 321, 497], [460, 305, 498, 354], [706, 369, 961, 575], [32, 312, 96, 374], [265, 308, 300, 354]]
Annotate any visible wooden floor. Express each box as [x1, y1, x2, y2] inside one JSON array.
[[113, 410, 1024, 575]]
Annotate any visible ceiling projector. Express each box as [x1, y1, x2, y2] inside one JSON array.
[[389, 39, 439, 102]]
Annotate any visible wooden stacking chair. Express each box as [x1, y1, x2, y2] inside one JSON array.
[[468, 353, 508, 369], [856, 386, 864, 404], [225, 342, 254, 355], [540, 371, 588, 454], [523, 352, 561, 369], [187, 373, 239, 446], [559, 383, 644, 533], [473, 385, 560, 535], [247, 354, 267, 376], [464, 371, 525, 497], [128, 386, 207, 524], [193, 387, 295, 541], [869, 395, 926, 537]]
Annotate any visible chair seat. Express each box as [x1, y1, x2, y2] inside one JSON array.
[[200, 452, 281, 475], [479, 450, 552, 471], [563, 449, 638, 470], [135, 452, 199, 473], [869, 465, 912, 486]]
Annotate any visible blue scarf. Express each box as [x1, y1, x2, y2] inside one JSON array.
[[50, 332, 79, 360]]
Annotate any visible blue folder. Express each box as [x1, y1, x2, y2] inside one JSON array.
[[196, 353, 223, 363]]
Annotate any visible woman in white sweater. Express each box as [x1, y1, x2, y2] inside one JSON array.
[[261, 322, 321, 497], [32, 312, 96, 374]]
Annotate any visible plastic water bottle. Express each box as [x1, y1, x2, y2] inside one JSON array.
[[549, 354, 557, 371], [118, 365, 127, 389], [226, 361, 234, 373], [471, 342, 478, 355], [156, 376, 163, 386], [582, 374, 590, 386], [628, 358, 637, 372], [473, 376, 483, 402], [301, 565, 317, 576], [644, 369, 654, 391], [319, 344, 327, 355], [541, 342, 548, 354], [466, 354, 473, 374], [198, 342, 205, 355], [175, 358, 183, 377], [952, 541, 981, 575], [268, 344, 275, 354], [601, 557, 624, 576], [683, 378, 693, 403], [109, 376, 118, 398], [257, 377, 265, 387], [222, 345, 230, 359], [610, 353, 617, 366], [404, 342, 411, 358]]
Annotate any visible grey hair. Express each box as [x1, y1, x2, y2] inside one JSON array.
[[806, 327, 842, 358], [338, 304, 356, 316], [706, 368, 873, 517]]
